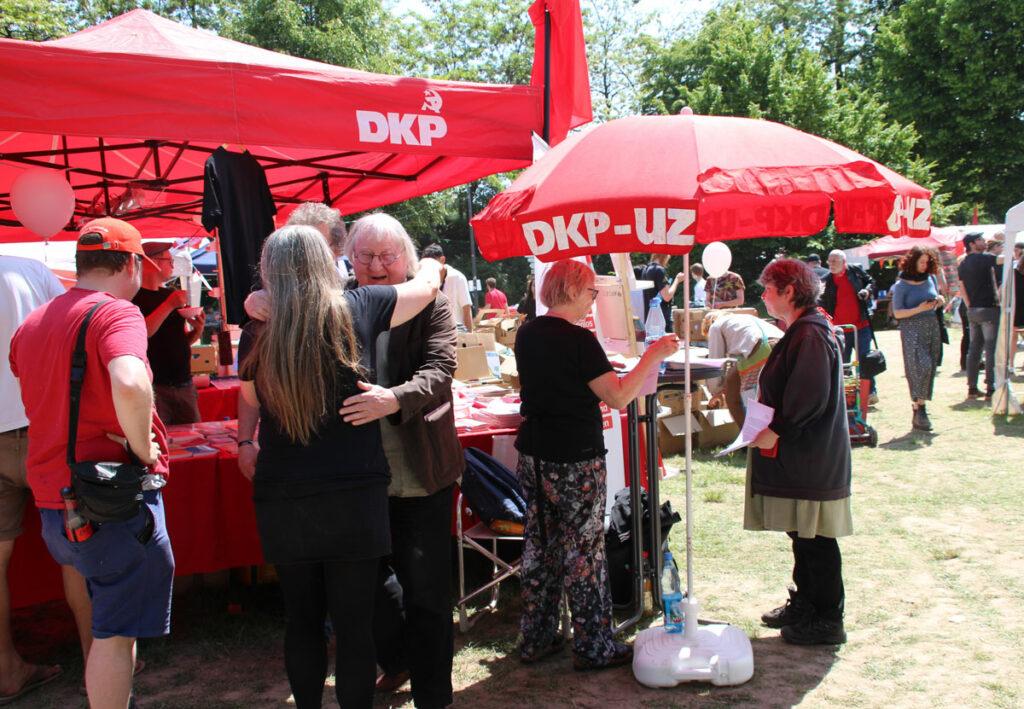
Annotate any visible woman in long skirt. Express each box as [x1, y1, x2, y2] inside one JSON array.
[[891, 246, 946, 431]]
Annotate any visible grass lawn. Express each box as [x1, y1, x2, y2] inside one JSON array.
[[15, 329, 1023, 708]]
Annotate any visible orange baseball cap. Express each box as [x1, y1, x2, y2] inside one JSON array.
[[76, 217, 158, 269]]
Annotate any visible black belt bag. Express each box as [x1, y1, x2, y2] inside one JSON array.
[[71, 461, 145, 524], [67, 301, 146, 524]]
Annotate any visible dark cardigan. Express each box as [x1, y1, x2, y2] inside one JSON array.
[[751, 308, 851, 501]]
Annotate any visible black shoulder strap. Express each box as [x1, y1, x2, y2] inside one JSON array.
[[66, 300, 111, 466]]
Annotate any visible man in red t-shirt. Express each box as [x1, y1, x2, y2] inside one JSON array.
[[820, 249, 877, 400], [484, 277, 510, 315], [9, 218, 173, 709]]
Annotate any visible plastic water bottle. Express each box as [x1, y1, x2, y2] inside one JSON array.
[[645, 296, 666, 342], [661, 550, 684, 633], [645, 296, 668, 374]]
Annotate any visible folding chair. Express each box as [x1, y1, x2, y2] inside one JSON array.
[[454, 490, 570, 635]]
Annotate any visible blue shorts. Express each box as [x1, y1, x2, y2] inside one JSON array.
[[40, 490, 174, 639]]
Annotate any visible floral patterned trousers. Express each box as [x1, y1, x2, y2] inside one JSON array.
[[518, 455, 619, 662]]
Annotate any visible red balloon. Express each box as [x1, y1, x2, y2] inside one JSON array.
[[10, 170, 75, 239]]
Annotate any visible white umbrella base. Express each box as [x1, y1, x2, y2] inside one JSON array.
[[632, 610, 754, 688]]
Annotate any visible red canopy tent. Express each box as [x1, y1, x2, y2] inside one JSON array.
[[851, 226, 962, 260], [0, 5, 590, 242]]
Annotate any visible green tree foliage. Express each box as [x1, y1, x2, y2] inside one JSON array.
[[584, 0, 650, 121], [1, 0, 75, 39], [72, 0, 232, 30], [395, 0, 532, 83], [749, 0, 877, 83], [228, 0, 398, 72], [869, 0, 1024, 221]]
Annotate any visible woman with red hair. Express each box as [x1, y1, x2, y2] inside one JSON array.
[[891, 246, 945, 431]]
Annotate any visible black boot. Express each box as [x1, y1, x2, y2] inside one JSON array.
[[781, 615, 847, 645], [761, 588, 813, 629], [912, 405, 932, 431]]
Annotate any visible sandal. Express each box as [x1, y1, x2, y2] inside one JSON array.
[[0, 664, 62, 706], [519, 635, 566, 664], [572, 642, 633, 672]]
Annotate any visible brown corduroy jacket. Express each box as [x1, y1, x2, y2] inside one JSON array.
[[382, 291, 465, 494]]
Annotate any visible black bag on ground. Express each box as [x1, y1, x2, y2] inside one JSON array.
[[67, 302, 145, 524], [605, 487, 681, 608], [460, 448, 527, 530]]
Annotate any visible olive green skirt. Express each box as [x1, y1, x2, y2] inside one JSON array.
[[743, 450, 853, 539]]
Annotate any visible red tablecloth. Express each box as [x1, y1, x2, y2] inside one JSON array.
[[9, 415, 650, 609], [8, 452, 261, 610], [196, 379, 240, 422]]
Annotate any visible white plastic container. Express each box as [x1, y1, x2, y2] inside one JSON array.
[[633, 598, 754, 688]]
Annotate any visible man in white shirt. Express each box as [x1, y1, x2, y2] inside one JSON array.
[[0, 255, 65, 703], [703, 311, 783, 426], [422, 244, 473, 331]]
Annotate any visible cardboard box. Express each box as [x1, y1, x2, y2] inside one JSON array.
[[674, 306, 760, 343], [494, 317, 519, 347], [190, 344, 217, 375], [658, 389, 687, 416], [499, 354, 519, 389], [458, 331, 497, 351], [658, 414, 688, 456], [473, 308, 505, 325], [455, 345, 492, 382], [692, 408, 739, 449], [672, 307, 708, 342]]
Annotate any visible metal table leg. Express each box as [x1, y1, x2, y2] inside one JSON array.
[[613, 399, 645, 633]]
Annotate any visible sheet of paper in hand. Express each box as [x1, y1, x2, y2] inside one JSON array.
[[715, 400, 775, 457]]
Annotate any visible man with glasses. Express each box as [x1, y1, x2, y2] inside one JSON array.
[[132, 242, 204, 424]]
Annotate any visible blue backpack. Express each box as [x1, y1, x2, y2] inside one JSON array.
[[460, 447, 527, 528]]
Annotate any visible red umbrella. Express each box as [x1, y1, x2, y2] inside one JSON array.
[[857, 226, 962, 260], [472, 111, 932, 261]]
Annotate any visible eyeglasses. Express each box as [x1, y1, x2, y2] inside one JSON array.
[[355, 251, 399, 266], [587, 288, 599, 300]]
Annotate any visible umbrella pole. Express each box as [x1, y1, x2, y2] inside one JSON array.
[[211, 229, 232, 374], [683, 254, 694, 602]]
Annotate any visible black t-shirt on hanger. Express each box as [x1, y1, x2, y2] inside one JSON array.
[[201, 147, 277, 324]]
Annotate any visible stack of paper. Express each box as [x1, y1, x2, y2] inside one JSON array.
[[472, 399, 523, 429]]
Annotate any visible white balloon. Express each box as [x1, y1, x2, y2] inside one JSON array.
[[10, 170, 75, 240], [702, 241, 732, 278]]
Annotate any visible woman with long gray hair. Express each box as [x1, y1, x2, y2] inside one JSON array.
[[239, 224, 441, 709]]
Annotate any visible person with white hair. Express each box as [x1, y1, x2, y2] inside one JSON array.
[[820, 249, 877, 403]]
